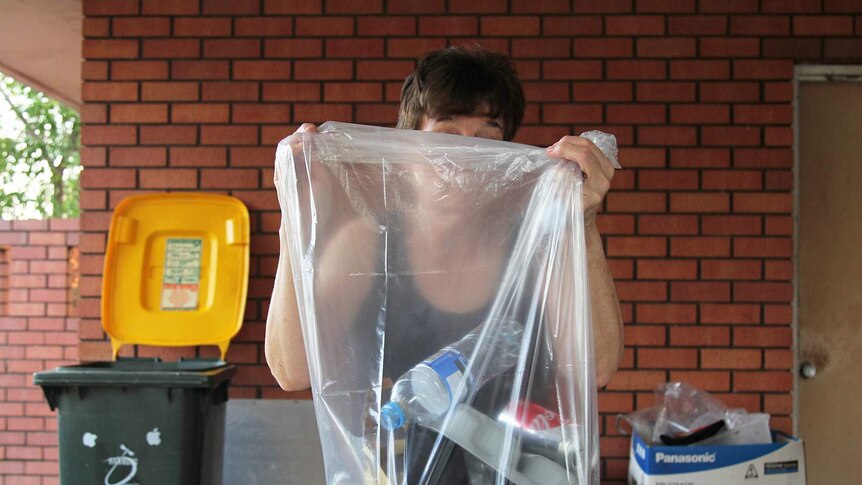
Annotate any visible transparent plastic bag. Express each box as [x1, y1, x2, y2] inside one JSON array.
[[275, 122, 613, 485], [616, 405, 663, 444], [652, 382, 727, 443], [698, 411, 771, 446], [617, 382, 772, 446]]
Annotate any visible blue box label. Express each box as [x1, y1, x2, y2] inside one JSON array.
[[633, 432, 788, 475]]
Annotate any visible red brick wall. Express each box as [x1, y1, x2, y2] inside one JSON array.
[[78, 1, 862, 482], [0, 219, 80, 485]]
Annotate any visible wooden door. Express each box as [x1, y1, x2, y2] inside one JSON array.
[[798, 81, 862, 484]]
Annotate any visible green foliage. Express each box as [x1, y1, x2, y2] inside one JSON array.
[[0, 73, 81, 219]]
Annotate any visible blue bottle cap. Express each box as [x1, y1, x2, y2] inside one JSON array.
[[380, 401, 406, 430]]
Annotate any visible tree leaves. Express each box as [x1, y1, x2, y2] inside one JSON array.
[[0, 74, 80, 219]]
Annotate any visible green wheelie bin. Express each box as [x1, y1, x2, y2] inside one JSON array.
[[34, 193, 250, 484]]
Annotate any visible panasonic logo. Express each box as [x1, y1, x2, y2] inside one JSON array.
[[655, 452, 717, 464]]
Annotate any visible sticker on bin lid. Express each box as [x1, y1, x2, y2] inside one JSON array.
[[161, 238, 202, 311]]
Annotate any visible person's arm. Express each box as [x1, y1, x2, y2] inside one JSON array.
[[265, 225, 311, 391], [584, 219, 623, 387], [546, 136, 624, 388], [265, 124, 318, 391], [265, 123, 379, 391]]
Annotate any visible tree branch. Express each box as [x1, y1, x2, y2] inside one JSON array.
[[0, 82, 41, 141]]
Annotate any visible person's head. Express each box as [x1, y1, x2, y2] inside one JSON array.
[[397, 45, 525, 141]]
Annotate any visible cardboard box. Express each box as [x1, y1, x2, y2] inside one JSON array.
[[628, 431, 806, 485]]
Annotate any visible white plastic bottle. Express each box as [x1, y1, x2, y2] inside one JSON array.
[[379, 318, 523, 430]]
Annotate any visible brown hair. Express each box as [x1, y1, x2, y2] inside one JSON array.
[[396, 46, 525, 141]]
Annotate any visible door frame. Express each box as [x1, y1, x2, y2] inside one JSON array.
[[792, 64, 862, 435]]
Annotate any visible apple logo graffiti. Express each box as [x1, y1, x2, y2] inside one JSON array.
[[146, 428, 161, 446], [83, 432, 97, 448], [80, 427, 163, 483]]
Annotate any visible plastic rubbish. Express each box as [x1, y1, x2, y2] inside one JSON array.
[[579, 131, 620, 168], [659, 419, 726, 446], [498, 400, 563, 431], [653, 381, 728, 443], [381, 318, 523, 430], [617, 382, 772, 447], [275, 122, 617, 484], [700, 411, 771, 446]]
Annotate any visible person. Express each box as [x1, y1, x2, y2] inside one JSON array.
[[265, 45, 623, 482], [267, 45, 622, 391]]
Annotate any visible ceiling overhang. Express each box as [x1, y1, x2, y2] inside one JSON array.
[[0, 0, 82, 110]]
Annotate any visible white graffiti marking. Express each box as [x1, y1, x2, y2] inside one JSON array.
[[104, 444, 138, 485]]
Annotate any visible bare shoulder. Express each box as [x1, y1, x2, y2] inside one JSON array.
[[315, 216, 382, 307]]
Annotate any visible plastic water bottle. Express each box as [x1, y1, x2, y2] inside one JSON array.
[[379, 318, 523, 430]]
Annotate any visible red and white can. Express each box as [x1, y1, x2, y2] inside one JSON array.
[[498, 400, 562, 431]]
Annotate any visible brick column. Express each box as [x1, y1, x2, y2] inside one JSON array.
[[0, 219, 80, 484]]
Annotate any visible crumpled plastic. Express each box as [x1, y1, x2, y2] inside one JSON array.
[[275, 122, 619, 484], [617, 382, 772, 446]]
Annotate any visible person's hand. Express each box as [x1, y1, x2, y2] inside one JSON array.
[[295, 123, 318, 135], [546, 136, 615, 225], [274, 123, 341, 251], [273, 123, 317, 188], [274, 123, 317, 182]]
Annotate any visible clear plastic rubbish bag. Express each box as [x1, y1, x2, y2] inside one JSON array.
[[275, 122, 617, 485]]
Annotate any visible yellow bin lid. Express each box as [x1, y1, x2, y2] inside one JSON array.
[[102, 193, 250, 360]]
